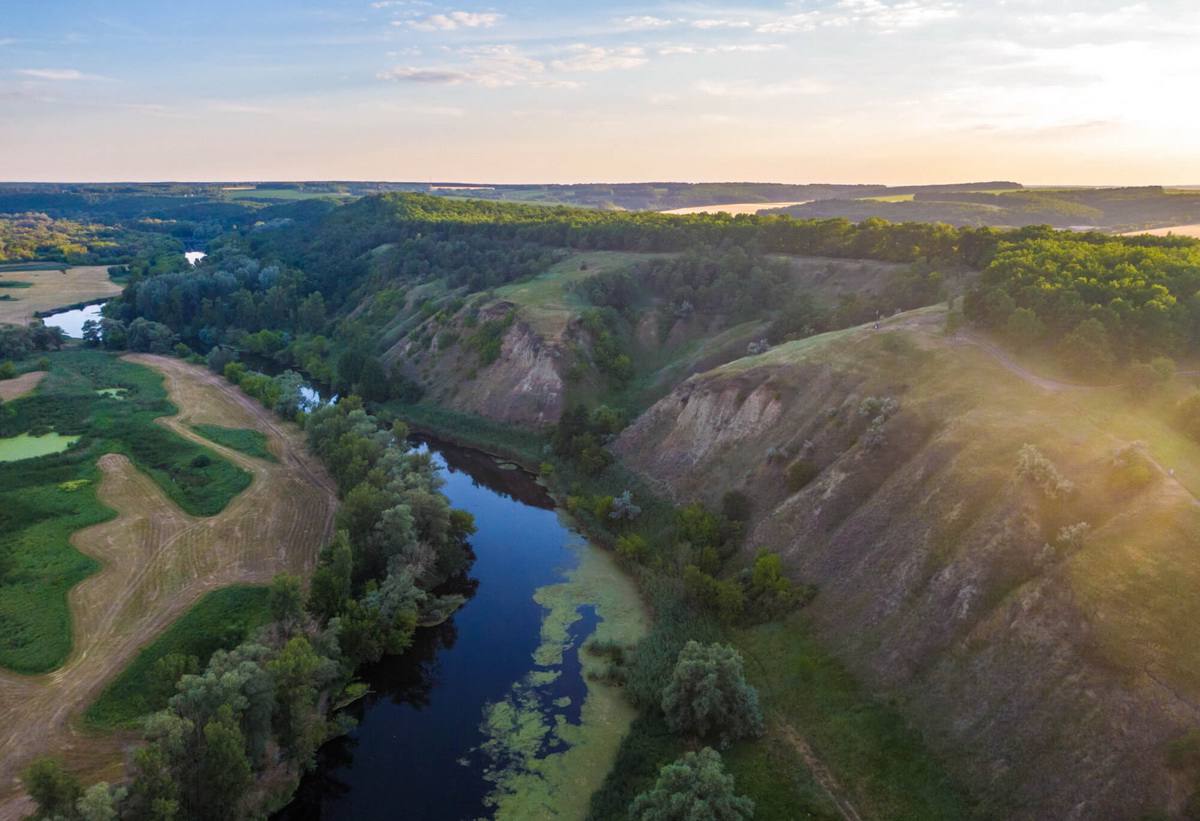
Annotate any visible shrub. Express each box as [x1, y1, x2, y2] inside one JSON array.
[[1015, 444, 1075, 499], [0, 361, 15, 380], [661, 641, 764, 746], [616, 534, 649, 563], [1055, 522, 1090, 552], [1177, 393, 1200, 443], [629, 748, 754, 821], [720, 491, 752, 523], [786, 460, 819, 492]]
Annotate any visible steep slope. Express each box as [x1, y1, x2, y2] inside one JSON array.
[[615, 308, 1200, 819]]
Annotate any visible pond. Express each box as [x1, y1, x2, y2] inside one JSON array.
[[40, 302, 104, 339], [185, 251, 207, 266], [0, 432, 80, 463], [279, 436, 646, 820]]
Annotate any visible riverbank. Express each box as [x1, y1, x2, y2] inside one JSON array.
[[386, 403, 977, 820]]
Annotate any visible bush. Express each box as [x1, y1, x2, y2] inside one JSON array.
[[786, 460, 819, 492], [720, 490, 752, 523], [1015, 444, 1075, 499], [661, 641, 764, 746], [629, 748, 754, 821]]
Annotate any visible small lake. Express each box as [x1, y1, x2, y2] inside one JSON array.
[[279, 436, 645, 820], [185, 251, 207, 266], [41, 303, 104, 339], [0, 432, 80, 463]]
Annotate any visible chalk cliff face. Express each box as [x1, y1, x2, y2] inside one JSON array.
[[386, 304, 567, 428], [615, 327, 1200, 819]]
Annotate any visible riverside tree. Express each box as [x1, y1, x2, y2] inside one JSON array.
[[628, 748, 754, 821], [661, 641, 764, 746]]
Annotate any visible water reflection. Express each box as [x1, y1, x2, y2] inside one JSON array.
[[279, 438, 593, 821]]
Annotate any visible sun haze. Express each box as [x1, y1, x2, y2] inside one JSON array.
[[2, 0, 1197, 184]]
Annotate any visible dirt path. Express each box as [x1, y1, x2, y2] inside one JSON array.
[[0, 356, 337, 820], [0, 371, 45, 401], [773, 719, 865, 821]]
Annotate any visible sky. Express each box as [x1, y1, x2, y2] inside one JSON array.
[[1, 0, 1197, 185]]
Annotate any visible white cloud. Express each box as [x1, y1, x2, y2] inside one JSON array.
[[16, 68, 101, 81], [692, 18, 752, 30], [619, 15, 675, 30], [658, 43, 783, 56], [405, 10, 501, 31], [380, 44, 579, 88], [756, 0, 959, 34], [696, 78, 830, 99], [550, 45, 647, 72]]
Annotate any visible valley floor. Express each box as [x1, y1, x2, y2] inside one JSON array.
[[0, 356, 337, 820]]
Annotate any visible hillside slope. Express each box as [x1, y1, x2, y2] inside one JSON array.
[[615, 309, 1200, 819]]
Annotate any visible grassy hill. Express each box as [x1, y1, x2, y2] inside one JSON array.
[[614, 306, 1200, 818]]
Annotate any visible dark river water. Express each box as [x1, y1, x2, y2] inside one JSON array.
[[279, 437, 597, 820]]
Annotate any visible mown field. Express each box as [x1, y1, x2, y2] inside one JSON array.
[[0, 351, 251, 672], [85, 585, 271, 728], [0, 265, 122, 325], [0, 352, 338, 817]]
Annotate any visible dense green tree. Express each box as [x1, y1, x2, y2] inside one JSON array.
[[308, 531, 354, 621], [1005, 307, 1045, 349], [1060, 318, 1116, 377], [628, 748, 754, 821], [661, 641, 764, 746], [22, 757, 82, 820], [269, 573, 305, 636], [198, 705, 252, 819], [122, 745, 180, 821]]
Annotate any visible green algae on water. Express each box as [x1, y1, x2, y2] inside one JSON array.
[[0, 432, 80, 463], [477, 532, 649, 820]]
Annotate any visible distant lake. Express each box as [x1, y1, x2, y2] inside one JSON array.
[[41, 302, 104, 338]]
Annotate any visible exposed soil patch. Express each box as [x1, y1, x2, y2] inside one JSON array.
[[0, 371, 45, 401]]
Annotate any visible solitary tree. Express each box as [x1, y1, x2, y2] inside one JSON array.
[[629, 748, 754, 821], [661, 641, 764, 746]]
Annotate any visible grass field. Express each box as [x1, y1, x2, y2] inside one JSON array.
[[85, 585, 271, 728], [861, 193, 916, 203], [0, 352, 253, 673], [493, 251, 665, 340], [732, 616, 974, 820], [0, 353, 337, 817], [0, 262, 67, 273], [190, 423, 277, 461], [225, 187, 353, 202], [0, 265, 122, 325]]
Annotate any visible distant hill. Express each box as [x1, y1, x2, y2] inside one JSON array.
[[765, 185, 1200, 231]]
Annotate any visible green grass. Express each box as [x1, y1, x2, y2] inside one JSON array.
[[494, 251, 666, 338], [0, 262, 66, 272], [725, 734, 842, 820], [190, 423, 276, 461], [0, 280, 33, 288], [85, 585, 272, 728], [732, 615, 977, 820], [0, 350, 252, 673], [384, 401, 549, 465]]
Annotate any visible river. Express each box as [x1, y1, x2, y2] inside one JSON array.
[[280, 436, 646, 820]]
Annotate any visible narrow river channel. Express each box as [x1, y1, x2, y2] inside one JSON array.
[[280, 436, 646, 820]]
